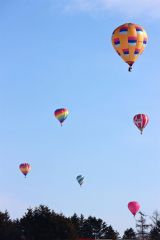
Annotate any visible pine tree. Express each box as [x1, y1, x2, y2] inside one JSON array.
[[122, 228, 136, 239]]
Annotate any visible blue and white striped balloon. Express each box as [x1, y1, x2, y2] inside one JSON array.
[[76, 175, 84, 186]]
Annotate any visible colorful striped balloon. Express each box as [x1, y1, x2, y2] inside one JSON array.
[[133, 114, 149, 134], [54, 108, 69, 126], [19, 163, 31, 177], [112, 23, 148, 71]]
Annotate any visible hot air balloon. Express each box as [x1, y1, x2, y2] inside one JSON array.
[[111, 23, 148, 71], [128, 201, 140, 217], [54, 108, 69, 126], [133, 114, 149, 134], [19, 163, 31, 177], [76, 175, 84, 186]]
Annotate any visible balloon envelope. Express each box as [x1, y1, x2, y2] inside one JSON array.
[[54, 108, 69, 125], [111, 23, 148, 71], [133, 114, 149, 134], [128, 201, 140, 216], [76, 175, 84, 186], [19, 163, 31, 177]]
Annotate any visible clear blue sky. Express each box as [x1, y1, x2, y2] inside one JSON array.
[[0, 0, 160, 236]]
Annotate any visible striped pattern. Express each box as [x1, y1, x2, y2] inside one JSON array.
[[133, 114, 149, 134], [54, 108, 69, 125], [136, 27, 143, 34], [128, 36, 137, 46], [123, 48, 129, 55], [114, 38, 120, 47], [76, 175, 84, 186], [119, 26, 128, 34], [134, 48, 141, 55], [143, 38, 147, 47], [19, 163, 31, 177]]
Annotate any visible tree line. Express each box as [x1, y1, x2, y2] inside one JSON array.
[[0, 205, 160, 239]]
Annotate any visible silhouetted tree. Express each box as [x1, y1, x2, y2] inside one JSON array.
[[20, 205, 78, 240], [149, 222, 160, 240], [149, 211, 160, 240], [103, 225, 119, 240], [151, 211, 160, 228], [136, 211, 151, 240], [0, 211, 20, 240], [70, 214, 119, 239], [122, 228, 136, 239]]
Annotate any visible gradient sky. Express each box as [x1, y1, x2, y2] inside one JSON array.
[[0, 0, 160, 236]]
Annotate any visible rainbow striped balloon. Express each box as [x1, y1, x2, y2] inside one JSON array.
[[19, 163, 31, 177], [54, 108, 69, 126]]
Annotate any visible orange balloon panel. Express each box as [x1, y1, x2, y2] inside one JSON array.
[[111, 23, 148, 70]]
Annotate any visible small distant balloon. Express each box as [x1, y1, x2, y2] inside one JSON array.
[[54, 108, 69, 126], [128, 201, 140, 216], [76, 175, 84, 186], [133, 114, 149, 134], [19, 163, 31, 177], [111, 23, 148, 71]]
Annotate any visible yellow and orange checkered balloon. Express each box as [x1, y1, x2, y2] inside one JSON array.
[[111, 23, 148, 71]]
